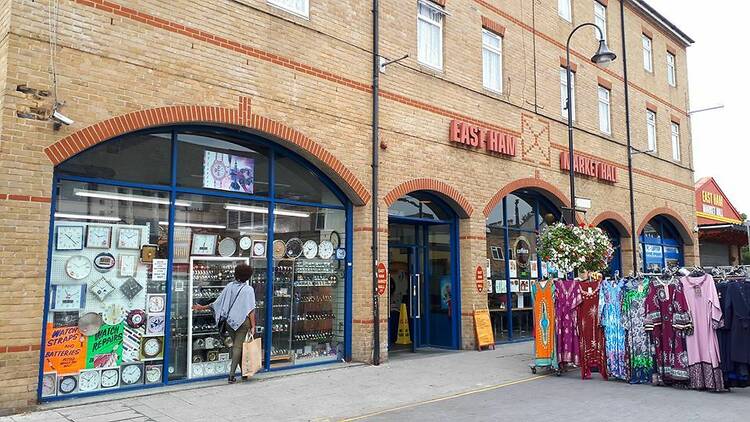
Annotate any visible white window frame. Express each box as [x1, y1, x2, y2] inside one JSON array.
[[594, 2, 607, 41], [559, 0, 572, 22], [267, 0, 309, 18], [671, 122, 681, 161], [560, 68, 575, 121], [482, 29, 503, 93], [417, 1, 445, 70], [666, 52, 676, 87], [646, 109, 657, 152], [642, 34, 653, 72], [598, 86, 611, 135]]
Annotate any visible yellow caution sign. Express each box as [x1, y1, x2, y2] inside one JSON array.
[[395, 303, 411, 345]]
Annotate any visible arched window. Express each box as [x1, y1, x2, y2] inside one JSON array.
[[640, 216, 683, 272]]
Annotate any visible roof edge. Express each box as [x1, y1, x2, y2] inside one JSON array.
[[628, 0, 695, 46]]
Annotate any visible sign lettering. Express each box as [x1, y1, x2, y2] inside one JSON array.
[[376, 262, 387, 296], [701, 191, 723, 207], [559, 152, 617, 183], [449, 120, 517, 157]]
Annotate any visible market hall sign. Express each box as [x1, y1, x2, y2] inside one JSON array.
[[559, 152, 617, 183], [449, 120, 517, 157]]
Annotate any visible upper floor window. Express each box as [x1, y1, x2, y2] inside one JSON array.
[[267, 0, 309, 18], [560, 68, 575, 121], [559, 0, 572, 22], [482, 29, 503, 93], [642, 34, 653, 72], [417, 1, 445, 70], [646, 109, 657, 152], [594, 2, 607, 41], [667, 52, 676, 86], [598, 86, 611, 134], [671, 122, 681, 161]]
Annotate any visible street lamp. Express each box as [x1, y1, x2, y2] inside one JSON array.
[[564, 24, 616, 223]]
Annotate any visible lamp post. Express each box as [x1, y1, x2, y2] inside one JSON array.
[[564, 24, 616, 224]]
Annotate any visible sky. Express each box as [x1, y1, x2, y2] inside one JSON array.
[[645, 0, 749, 217]]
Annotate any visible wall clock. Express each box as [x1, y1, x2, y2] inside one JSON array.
[[204, 362, 216, 376], [145, 365, 162, 384], [93, 252, 116, 273], [65, 255, 92, 280], [146, 315, 166, 335], [78, 312, 104, 336], [141, 336, 164, 359], [58, 374, 78, 395], [329, 231, 341, 250], [147, 294, 166, 313], [191, 363, 204, 378], [119, 254, 138, 277], [100, 368, 120, 389], [41, 373, 57, 397], [102, 303, 127, 325], [272, 240, 286, 260], [120, 362, 144, 386], [56, 225, 84, 251], [318, 240, 334, 259], [86, 225, 112, 249], [207, 350, 219, 361], [302, 240, 318, 259], [140, 244, 157, 263], [191, 233, 218, 256], [120, 277, 143, 301], [285, 238, 302, 258], [90, 276, 115, 301], [239, 236, 252, 251], [126, 309, 146, 329], [218, 237, 237, 257], [251, 240, 266, 258], [51, 284, 86, 311], [117, 227, 141, 250], [78, 369, 101, 392]]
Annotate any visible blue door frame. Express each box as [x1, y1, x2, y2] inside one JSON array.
[[37, 125, 354, 402]]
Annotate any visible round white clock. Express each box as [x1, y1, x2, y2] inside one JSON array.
[[239, 236, 252, 250], [78, 370, 101, 392], [102, 303, 127, 325], [302, 240, 318, 259], [192, 363, 204, 378], [318, 240, 334, 259], [218, 238, 236, 257], [252, 241, 266, 258], [121, 364, 142, 385], [143, 337, 162, 358], [58, 375, 77, 395], [100, 368, 120, 388], [145, 365, 162, 384], [65, 255, 92, 280]]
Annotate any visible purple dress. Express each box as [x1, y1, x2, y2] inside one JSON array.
[[681, 274, 724, 391], [554, 279, 581, 367], [645, 278, 692, 386]]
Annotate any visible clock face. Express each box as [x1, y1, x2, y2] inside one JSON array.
[[272, 240, 286, 259], [191, 363, 205, 378], [142, 337, 163, 358], [58, 375, 78, 395], [191, 234, 217, 256], [102, 303, 127, 325], [56, 226, 84, 251], [126, 309, 146, 329], [121, 364, 143, 385], [145, 365, 162, 384], [318, 240, 334, 259], [120, 277, 143, 301], [100, 368, 120, 388], [252, 240, 266, 258], [285, 238, 302, 258], [65, 255, 92, 280], [93, 253, 116, 273], [218, 238, 236, 257], [239, 236, 252, 250], [147, 294, 166, 313], [117, 227, 141, 250], [86, 225, 112, 249], [204, 362, 216, 375], [336, 248, 346, 260], [147, 315, 165, 335], [78, 370, 101, 392], [42, 373, 57, 397], [119, 255, 138, 277], [302, 240, 318, 259], [329, 231, 341, 249], [91, 276, 115, 301]]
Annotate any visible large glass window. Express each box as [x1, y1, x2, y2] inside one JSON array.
[[275, 153, 341, 206], [640, 217, 684, 272], [558, 0, 572, 21], [267, 0, 309, 18], [417, 1, 444, 70]]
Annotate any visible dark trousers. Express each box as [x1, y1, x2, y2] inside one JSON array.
[[228, 318, 250, 376]]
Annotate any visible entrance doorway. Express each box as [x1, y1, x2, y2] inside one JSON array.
[[387, 192, 459, 352]]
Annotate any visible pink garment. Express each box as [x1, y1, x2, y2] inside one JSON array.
[[681, 274, 722, 367], [554, 279, 582, 366]]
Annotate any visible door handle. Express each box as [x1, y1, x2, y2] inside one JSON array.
[[415, 273, 421, 319], [409, 275, 416, 319]]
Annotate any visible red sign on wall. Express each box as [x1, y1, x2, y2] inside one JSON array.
[[559, 152, 617, 183], [376, 262, 387, 296], [449, 120, 517, 157], [475, 266, 485, 293]]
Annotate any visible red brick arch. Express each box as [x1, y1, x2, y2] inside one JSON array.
[[43, 97, 371, 206], [591, 211, 632, 238], [637, 207, 695, 246], [483, 177, 585, 225], [383, 179, 473, 218]]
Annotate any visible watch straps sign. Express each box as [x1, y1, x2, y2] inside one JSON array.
[[43, 323, 88, 374], [376, 262, 387, 296], [475, 265, 485, 293]]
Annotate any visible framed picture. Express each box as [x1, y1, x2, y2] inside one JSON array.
[[119, 254, 138, 277], [51, 284, 87, 310], [86, 225, 112, 249], [508, 259, 518, 278], [510, 279, 520, 293], [191, 234, 218, 256], [117, 227, 142, 250], [55, 225, 84, 251], [530, 261, 539, 278], [520, 280, 530, 293]]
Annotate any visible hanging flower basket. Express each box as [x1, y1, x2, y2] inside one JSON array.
[[538, 223, 614, 275]]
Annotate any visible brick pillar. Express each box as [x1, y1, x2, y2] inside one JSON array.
[[458, 215, 487, 350]]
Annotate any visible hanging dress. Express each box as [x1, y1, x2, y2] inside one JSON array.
[[532, 280, 556, 368], [622, 278, 654, 384], [645, 278, 692, 386], [554, 279, 581, 367], [578, 279, 607, 380], [723, 280, 750, 387], [600, 279, 628, 380], [681, 274, 724, 391]]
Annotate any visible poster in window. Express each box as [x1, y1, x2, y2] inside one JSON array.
[[530, 261, 538, 278], [43, 324, 88, 374], [439, 276, 451, 310], [203, 150, 254, 193], [508, 259, 517, 278]]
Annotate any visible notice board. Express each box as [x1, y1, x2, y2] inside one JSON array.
[[473, 308, 495, 350]]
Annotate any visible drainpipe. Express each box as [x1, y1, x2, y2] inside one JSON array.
[[620, 0, 638, 274], [371, 0, 381, 366]]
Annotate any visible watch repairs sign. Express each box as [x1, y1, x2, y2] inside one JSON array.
[[86, 323, 124, 368]]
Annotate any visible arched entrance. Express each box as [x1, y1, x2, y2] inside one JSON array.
[[40, 126, 353, 400], [485, 188, 563, 342], [598, 221, 623, 277], [387, 191, 460, 351], [640, 215, 685, 272]]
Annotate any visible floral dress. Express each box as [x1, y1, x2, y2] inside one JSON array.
[[532, 280, 556, 368], [599, 279, 628, 380], [578, 279, 607, 380], [622, 278, 654, 384], [645, 278, 692, 386], [554, 279, 581, 367]]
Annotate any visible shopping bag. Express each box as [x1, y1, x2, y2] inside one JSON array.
[[241, 336, 262, 377]]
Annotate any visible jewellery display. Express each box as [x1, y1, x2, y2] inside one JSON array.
[[100, 368, 120, 388], [191, 233, 218, 256], [218, 237, 236, 257], [53, 310, 80, 328], [93, 252, 116, 273], [78, 312, 104, 336], [285, 238, 302, 258], [126, 309, 146, 329], [120, 276, 144, 301], [117, 227, 142, 250], [119, 254, 138, 277], [65, 255, 92, 280], [302, 240, 318, 259], [86, 225, 112, 249], [102, 303, 127, 325], [90, 276, 115, 301], [120, 362, 144, 386], [207, 350, 219, 361], [272, 239, 286, 259], [56, 225, 84, 250]]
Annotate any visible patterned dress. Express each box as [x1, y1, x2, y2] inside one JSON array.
[[681, 274, 724, 391], [554, 279, 581, 367], [622, 278, 654, 384], [532, 280, 556, 368], [600, 279, 628, 380], [578, 279, 607, 380], [645, 278, 692, 386]]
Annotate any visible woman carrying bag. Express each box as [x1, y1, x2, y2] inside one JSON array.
[[192, 264, 256, 383]]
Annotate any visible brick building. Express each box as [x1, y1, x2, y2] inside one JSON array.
[[0, 0, 697, 414]]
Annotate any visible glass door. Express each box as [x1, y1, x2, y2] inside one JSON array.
[[388, 245, 418, 352], [422, 224, 452, 348]]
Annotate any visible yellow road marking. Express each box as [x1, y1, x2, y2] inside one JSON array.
[[340, 374, 548, 421]]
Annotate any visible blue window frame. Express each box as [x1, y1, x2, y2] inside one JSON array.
[[39, 126, 353, 402], [640, 216, 684, 272], [598, 221, 622, 278]]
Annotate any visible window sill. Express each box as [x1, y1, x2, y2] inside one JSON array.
[[483, 87, 507, 100], [266, 2, 310, 20], [417, 61, 444, 75]]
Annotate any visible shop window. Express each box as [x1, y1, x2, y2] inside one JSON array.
[[176, 131, 271, 198], [417, 1, 444, 70], [44, 180, 170, 397], [56, 132, 171, 186], [640, 217, 683, 272], [388, 193, 451, 220], [275, 154, 342, 206]]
